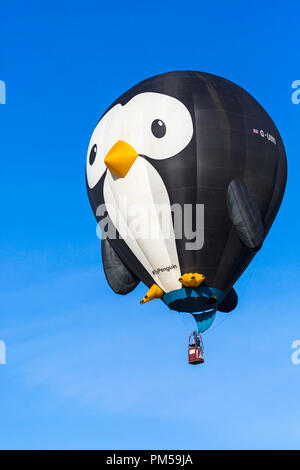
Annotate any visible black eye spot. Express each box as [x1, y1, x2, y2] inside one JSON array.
[[89, 144, 97, 165], [151, 119, 166, 138]]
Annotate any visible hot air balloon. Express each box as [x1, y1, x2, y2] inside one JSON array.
[[86, 71, 287, 364]]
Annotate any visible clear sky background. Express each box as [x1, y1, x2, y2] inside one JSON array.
[[0, 0, 299, 450]]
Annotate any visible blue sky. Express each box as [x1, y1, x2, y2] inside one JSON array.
[[0, 0, 299, 450]]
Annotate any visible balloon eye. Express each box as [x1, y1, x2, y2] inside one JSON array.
[[89, 144, 97, 165], [151, 119, 166, 138]]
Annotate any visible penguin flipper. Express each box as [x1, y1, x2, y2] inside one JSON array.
[[227, 179, 265, 251], [218, 288, 238, 313], [101, 238, 140, 295]]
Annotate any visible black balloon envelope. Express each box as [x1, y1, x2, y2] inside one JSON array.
[[86, 71, 287, 333]]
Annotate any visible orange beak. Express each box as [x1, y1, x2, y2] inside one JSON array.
[[104, 140, 138, 178]]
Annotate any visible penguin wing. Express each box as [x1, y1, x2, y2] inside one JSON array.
[[218, 287, 238, 313], [227, 180, 265, 251], [101, 238, 140, 295]]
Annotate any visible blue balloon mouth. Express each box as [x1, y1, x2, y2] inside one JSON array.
[[162, 286, 225, 313], [162, 286, 225, 333]]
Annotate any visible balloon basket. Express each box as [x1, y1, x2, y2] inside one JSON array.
[[188, 334, 204, 365]]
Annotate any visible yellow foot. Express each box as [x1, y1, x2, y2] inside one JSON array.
[[140, 284, 164, 304], [179, 273, 206, 288]]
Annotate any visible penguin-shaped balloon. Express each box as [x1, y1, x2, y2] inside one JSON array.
[[86, 71, 287, 333]]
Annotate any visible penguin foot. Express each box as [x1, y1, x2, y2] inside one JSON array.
[[140, 284, 164, 304], [179, 273, 206, 288]]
